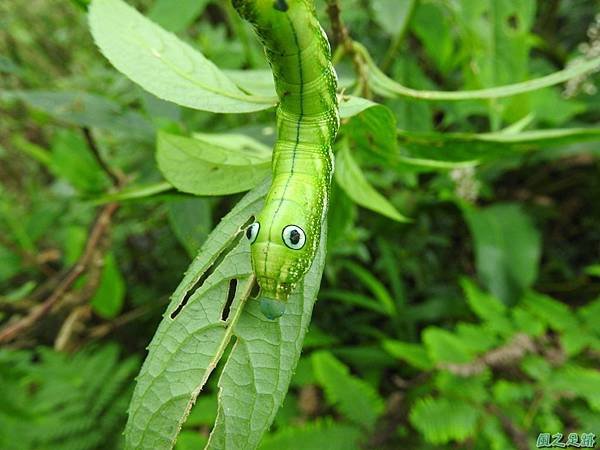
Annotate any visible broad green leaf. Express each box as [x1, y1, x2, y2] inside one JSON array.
[[335, 144, 409, 222], [549, 365, 600, 411], [168, 198, 212, 257], [463, 203, 541, 305], [344, 102, 397, 160], [224, 70, 277, 98], [148, 0, 209, 33], [258, 419, 361, 450], [409, 396, 480, 444], [411, 1, 455, 74], [382, 339, 433, 370], [338, 95, 380, 119], [422, 327, 472, 364], [371, 0, 415, 37], [89, 0, 276, 113], [454, 0, 536, 125], [312, 351, 385, 430], [356, 42, 600, 100], [50, 130, 110, 194], [124, 178, 328, 450], [1, 90, 153, 139], [460, 278, 507, 321], [90, 253, 126, 319], [156, 132, 271, 195], [585, 264, 600, 277], [205, 230, 327, 447], [521, 291, 578, 332]]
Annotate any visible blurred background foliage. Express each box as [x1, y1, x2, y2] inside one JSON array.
[[1, 0, 600, 449]]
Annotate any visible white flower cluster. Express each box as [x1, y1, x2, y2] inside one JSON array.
[[564, 13, 600, 98]]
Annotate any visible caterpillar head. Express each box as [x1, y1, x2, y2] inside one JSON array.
[[246, 204, 318, 320]]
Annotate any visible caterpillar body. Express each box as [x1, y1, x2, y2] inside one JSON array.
[[233, 0, 339, 319]]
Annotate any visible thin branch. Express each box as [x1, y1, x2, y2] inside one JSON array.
[[325, 0, 371, 97], [0, 234, 57, 276], [0, 202, 119, 343], [82, 127, 123, 187]]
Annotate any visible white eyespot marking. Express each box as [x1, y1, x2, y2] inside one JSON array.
[[246, 222, 260, 244], [282, 225, 306, 250]]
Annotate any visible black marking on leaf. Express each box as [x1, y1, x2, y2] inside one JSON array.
[[170, 216, 255, 320], [273, 0, 288, 12], [221, 279, 238, 321]]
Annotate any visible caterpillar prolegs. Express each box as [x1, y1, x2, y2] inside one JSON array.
[[233, 0, 339, 319]]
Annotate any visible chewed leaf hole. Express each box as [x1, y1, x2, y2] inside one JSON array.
[[221, 279, 238, 321], [170, 216, 254, 320]]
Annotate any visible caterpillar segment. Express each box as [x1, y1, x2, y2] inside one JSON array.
[[233, 0, 339, 319]]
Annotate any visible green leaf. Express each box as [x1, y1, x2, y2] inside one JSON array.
[[125, 179, 328, 450], [338, 96, 378, 119], [205, 238, 327, 447], [409, 396, 480, 444], [461, 278, 507, 321], [411, 1, 455, 74], [463, 203, 541, 305], [549, 365, 600, 411], [90, 253, 126, 319], [168, 197, 212, 257], [357, 41, 600, 100], [585, 264, 600, 277], [382, 340, 433, 370], [89, 0, 276, 113], [224, 70, 277, 98], [312, 351, 384, 431], [148, 0, 209, 33], [335, 144, 409, 222], [521, 291, 578, 332], [1, 90, 153, 139], [156, 132, 271, 195], [49, 130, 110, 194], [371, 0, 415, 37], [422, 327, 473, 364], [258, 419, 362, 450]]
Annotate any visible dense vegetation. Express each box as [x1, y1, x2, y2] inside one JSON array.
[[1, 0, 599, 449]]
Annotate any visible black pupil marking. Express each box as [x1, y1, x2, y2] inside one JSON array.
[[289, 229, 300, 245], [246, 227, 253, 240], [273, 0, 288, 12]]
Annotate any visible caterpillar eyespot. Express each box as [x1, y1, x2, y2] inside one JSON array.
[[234, 0, 339, 319], [282, 225, 306, 250], [246, 222, 260, 243]]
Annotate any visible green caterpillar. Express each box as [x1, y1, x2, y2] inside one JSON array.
[[233, 0, 339, 319]]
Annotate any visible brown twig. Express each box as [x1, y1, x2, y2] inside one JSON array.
[[82, 127, 123, 187], [0, 202, 119, 343], [325, 0, 371, 97], [0, 234, 57, 276], [87, 300, 165, 340]]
